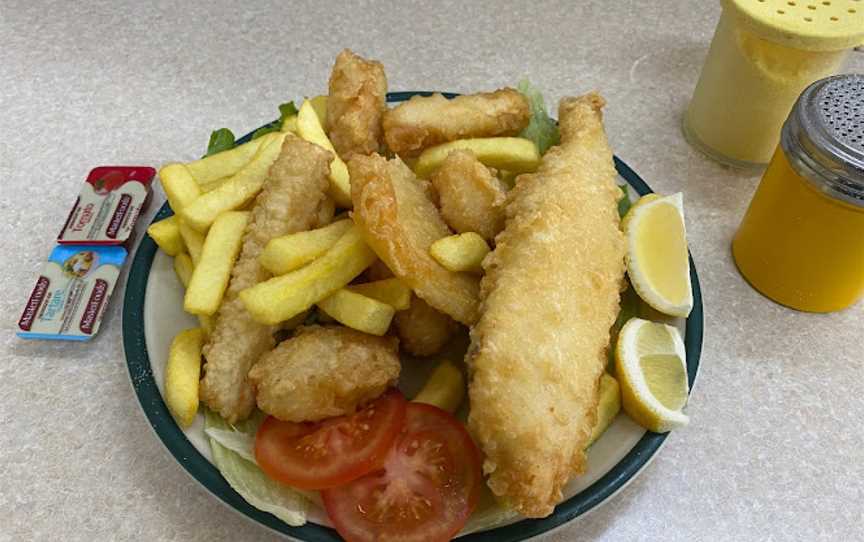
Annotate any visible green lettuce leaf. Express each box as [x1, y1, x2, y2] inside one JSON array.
[[204, 128, 236, 157], [204, 409, 309, 526], [251, 101, 300, 140], [204, 427, 256, 462], [517, 79, 560, 155], [607, 280, 640, 369], [278, 101, 299, 119], [618, 184, 633, 218]]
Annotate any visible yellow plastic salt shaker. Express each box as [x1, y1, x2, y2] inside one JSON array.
[[733, 74, 864, 312], [684, 0, 864, 167]]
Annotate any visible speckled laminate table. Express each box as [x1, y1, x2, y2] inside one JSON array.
[[2, 1, 863, 541]]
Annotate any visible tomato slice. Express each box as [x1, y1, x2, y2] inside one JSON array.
[[322, 403, 483, 542], [254, 390, 406, 490]]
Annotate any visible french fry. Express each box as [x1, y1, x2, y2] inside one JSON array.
[[173, 252, 194, 287], [173, 253, 215, 334], [347, 278, 411, 311], [317, 289, 395, 336], [185, 133, 275, 186], [179, 221, 205, 266], [198, 176, 229, 193], [413, 360, 465, 413], [260, 218, 352, 275], [184, 211, 249, 316], [414, 137, 540, 178], [296, 99, 352, 208], [587, 373, 621, 447], [164, 327, 205, 428], [429, 232, 490, 274], [310, 95, 328, 128], [240, 225, 376, 325], [180, 133, 287, 232], [159, 163, 201, 211], [147, 216, 185, 256]]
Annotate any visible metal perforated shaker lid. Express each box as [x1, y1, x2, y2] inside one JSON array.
[[782, 74, 864, 206]]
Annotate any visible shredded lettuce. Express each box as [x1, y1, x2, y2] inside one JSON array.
[[204, 409, 309, 526], [517, 79, 560, 155]]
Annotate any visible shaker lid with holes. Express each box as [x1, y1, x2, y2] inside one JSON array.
[[784, 74, 864, 205], [722, 0, 864, 51]]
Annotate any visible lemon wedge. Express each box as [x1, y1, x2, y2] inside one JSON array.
[[623, 192, 692, 317], [615, 317, 689, 433]]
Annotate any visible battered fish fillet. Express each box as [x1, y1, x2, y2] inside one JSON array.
[[199, 136, 333, 423], [327, 49, 387, 159], [467, 93, 626, 518], [349, 154, 480, 325], [248, 326, 400, 423], [430, 150, 507, 242], [382, 88, 530, 157]]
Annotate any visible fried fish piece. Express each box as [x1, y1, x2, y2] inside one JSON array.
[[467, 93, 626, 518], [364, 261, 458, 356], [382, 88, 530, 157], [327, 49, 388, 159], [395, 295, 460, 357], [199, 136, 332, 423], [248, 326, 401, 423], [349, 153, 480, 325], [430, 150, 507, 241]]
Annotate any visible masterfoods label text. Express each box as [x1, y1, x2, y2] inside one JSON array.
[[17, 245, 126, 341]]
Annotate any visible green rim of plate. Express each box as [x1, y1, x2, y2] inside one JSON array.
[[123, 91, 703, 541]]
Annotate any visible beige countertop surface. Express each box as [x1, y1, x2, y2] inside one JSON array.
[[3, 1, 863, 540]]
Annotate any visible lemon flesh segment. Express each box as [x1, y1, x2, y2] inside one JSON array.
[[615, 318, 689, 433], [635, 319, 679, 357], [625, 193, 692, 317], [640, 354, 688, 411]]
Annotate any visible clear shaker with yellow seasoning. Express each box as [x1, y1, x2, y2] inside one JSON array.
[[684, 0, 864, 167], [733, 74, 864, 312]]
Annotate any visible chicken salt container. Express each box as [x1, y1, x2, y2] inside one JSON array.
[[683, 0, 864, 168]]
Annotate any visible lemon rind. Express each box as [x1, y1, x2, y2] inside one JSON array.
[[624, 193, 693, 318], [617, 318, 690, 433]]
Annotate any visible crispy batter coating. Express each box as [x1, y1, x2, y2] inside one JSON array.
[[467, 93, 626, 518], [365, 258, 395, 281], [382, 88, 530, 157], [395, 295, 460, 357], [248, 326, 401, 422], [363, 251, 458, 356], [430, 150, 507, 242], [312, 196, 336, 228], [327, 49, 388, 160], [200, 136, 333, 423], [348, 153, 480, 325]]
